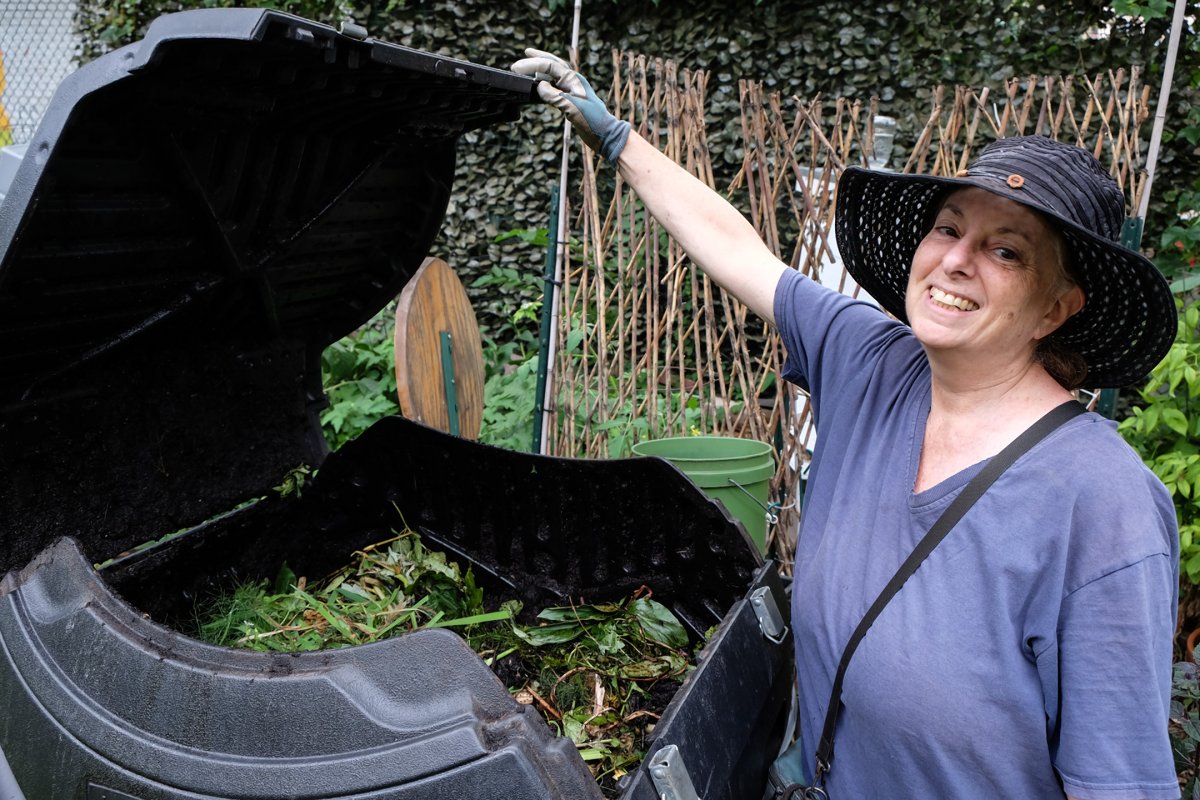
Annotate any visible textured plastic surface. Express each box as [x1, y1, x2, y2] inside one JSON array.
[[0, 417, 790, 799], [0, 8, 535, 574], [0, 537, 599, 799], [105, 416, 763, 630], [0, 10, 792, 799]]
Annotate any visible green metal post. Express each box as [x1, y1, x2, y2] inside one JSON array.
[[532, 185, 560, 453], [1096, 217, 1148, 419], [1120, 216, 1145, 256], [440, 330, 460, 437]]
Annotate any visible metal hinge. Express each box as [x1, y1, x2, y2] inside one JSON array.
[[338, 20, 369, 40], [750, 585, 787, 645], [649, 744, 701, 800]]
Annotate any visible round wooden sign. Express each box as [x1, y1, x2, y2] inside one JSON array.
[[393, 257, 484, 439]]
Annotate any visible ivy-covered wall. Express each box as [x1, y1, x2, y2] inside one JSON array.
[[74, 0, 1198, 337]]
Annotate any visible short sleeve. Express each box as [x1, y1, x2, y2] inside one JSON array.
[[1046, 554, 1179, 800], [771, 269, 916, 415]]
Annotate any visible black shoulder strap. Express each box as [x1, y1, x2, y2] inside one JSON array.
[[811, 399, 1086, 785]]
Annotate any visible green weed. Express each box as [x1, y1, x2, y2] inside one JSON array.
[[192, 527, 698, 792]]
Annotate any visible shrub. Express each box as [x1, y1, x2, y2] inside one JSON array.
[[1171, 659, 1200, 798], [472, 258, 544, 452], [319, 307, 400, 450], [1119, 300, 1200, 582]]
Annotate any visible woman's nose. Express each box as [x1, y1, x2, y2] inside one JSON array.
[[940, 238, 976, 276]]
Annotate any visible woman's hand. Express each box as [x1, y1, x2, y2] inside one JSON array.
[[511, 48, 786, 324], [511, 49, 631, 163]]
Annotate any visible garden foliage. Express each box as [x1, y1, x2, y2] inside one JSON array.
[[315, 258, 545, 451], [1173, 659, 1200, 798], [319, 307, 400, 450], [194, 527, 695, 791], [1120, 302, 1200, 582], [472, 260, 544, 451], [1116, 0, 1200, 589], [65, 0, 1200, 788]]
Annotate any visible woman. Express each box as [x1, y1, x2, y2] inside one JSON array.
[[512, 51, 1181, 799]]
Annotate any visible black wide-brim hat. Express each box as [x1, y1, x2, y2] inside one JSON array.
[[834, 135, 1176, 388]]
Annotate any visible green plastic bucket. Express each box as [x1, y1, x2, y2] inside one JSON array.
[[631, 436, 775, 553]]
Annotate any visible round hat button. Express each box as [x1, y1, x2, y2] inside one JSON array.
[[1006, 174, 1025, 189]]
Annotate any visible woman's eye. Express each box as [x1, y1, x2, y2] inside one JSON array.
[[994, 246, 1019, 261]]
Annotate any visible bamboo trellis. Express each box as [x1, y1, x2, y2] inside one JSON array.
[[546, 52, 1153, 569]]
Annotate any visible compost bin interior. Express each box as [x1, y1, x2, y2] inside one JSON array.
[[103, 415, 767, 641], [0, 9, 793, 800], [0, 7, 536, 568]]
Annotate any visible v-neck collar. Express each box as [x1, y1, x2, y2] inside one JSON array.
[[906, 381, 989, 512]]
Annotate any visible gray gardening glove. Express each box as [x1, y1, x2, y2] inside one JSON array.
[[511, 48, 631, 164]]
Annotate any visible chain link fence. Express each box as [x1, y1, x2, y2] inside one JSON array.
[[0, 0, 81, 145]]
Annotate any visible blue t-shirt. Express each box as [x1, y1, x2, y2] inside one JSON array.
[[773, 268, 1180, 799]]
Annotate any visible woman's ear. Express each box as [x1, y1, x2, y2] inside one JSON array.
[[1038, 284, 1085, 339]]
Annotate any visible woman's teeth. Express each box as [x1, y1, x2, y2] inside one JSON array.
[[930, 287, 978, 311]]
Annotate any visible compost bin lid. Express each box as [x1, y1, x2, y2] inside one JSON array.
[[0, 8, 535, 573]]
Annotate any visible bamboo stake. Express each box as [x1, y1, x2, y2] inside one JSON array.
[[558, 51, 1153, 561]]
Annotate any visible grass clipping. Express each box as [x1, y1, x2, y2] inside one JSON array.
[[193, 529, 697, 790]]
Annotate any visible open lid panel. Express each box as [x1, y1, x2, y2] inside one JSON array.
[[0, 9, 536, 572]]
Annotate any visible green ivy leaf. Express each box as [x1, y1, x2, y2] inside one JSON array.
[[1170, 275, 1200, 294], [537, 605, 614, 622], [512, 622, 584, 646], [631, 597, 688, 648], [1145, 403, 1163, 432], [561, 716, 587, 744], [618, 657, 676, 679], [1187, 551, 1200, 583], [593, 622, 626, 654], [1165, 408, 1190, 436]]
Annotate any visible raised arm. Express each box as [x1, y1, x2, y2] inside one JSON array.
[[512, 49, 787, 325]]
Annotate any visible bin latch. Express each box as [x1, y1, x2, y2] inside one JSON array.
[[750, 585, 787, 645], [649, 744, 701, 800]]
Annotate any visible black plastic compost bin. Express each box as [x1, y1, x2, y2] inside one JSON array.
[[0, 9, 794, 800]]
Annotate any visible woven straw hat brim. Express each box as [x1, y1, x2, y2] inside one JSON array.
[[834, 166, 1177, 388]]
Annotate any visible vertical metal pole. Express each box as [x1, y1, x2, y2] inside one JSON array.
[[1097, 0, 1185, 419], [538, 0, 583, 455], [1136, 0, 1188, 222], [532, 185, 560, 452]]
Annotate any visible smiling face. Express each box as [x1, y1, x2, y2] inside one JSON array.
[[904, 187, 1084, 372]]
